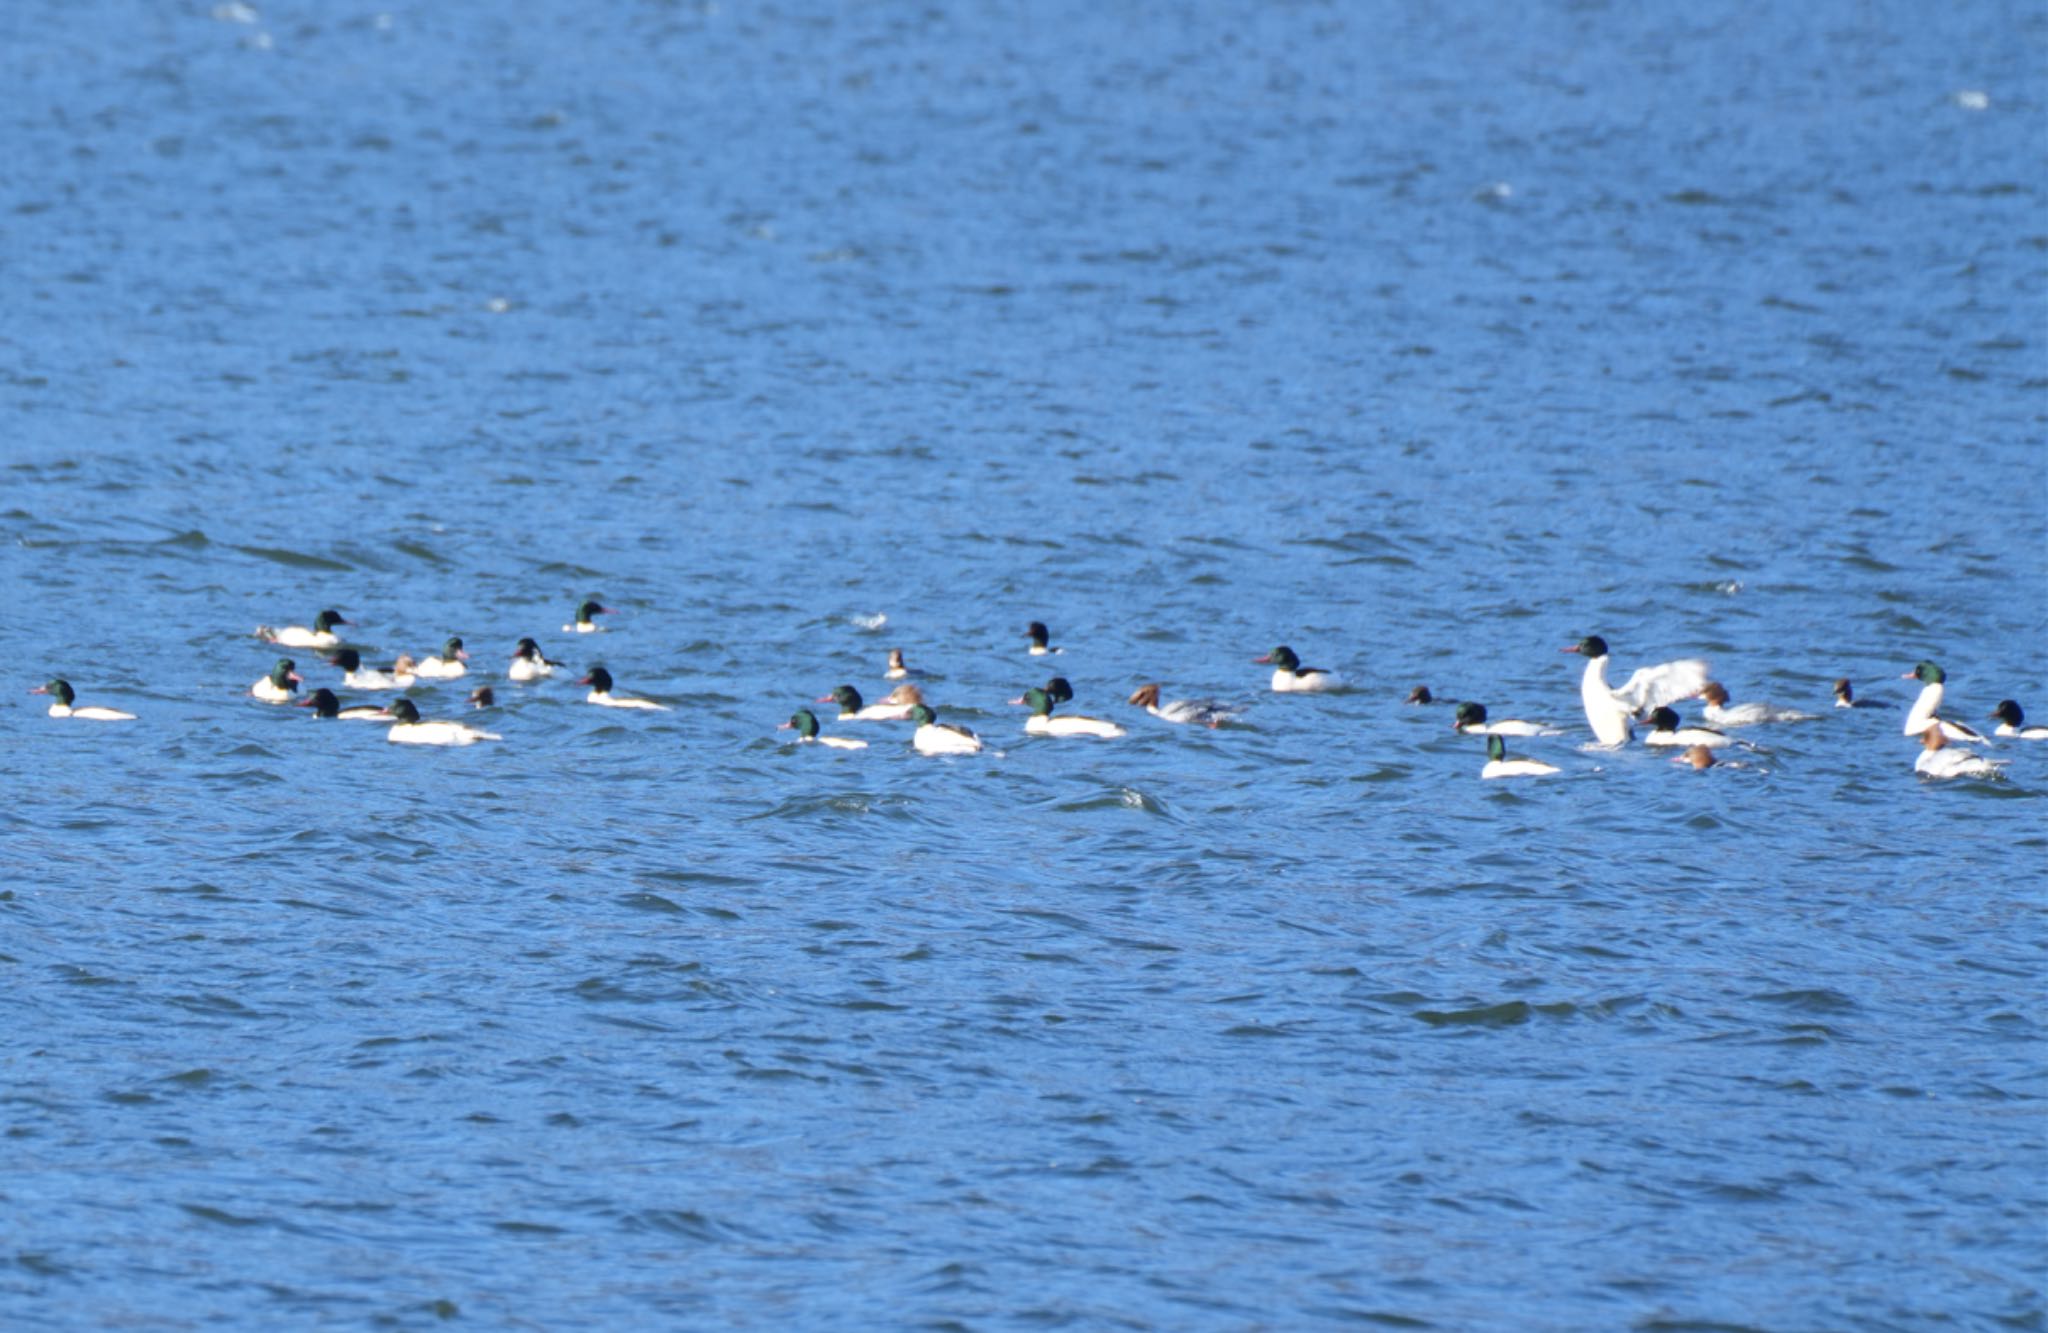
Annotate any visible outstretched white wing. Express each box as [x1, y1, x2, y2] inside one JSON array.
[[1612, 659, 1710, 714]]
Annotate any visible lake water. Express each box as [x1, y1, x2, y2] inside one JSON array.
[[4, 0, 2044, 1327]]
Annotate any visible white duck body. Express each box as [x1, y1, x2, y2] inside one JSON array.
[[389, 720, 500, 746], [1452, 704, 1557, 737], [508, 658, 550, 682], [1901, 664, 1990, 743], [1272, 666, 1338, 693], [1567, 638, 1709, 746], [1696, 684, 1814, 726], [1642, 709, 1733, 749], [1025, 713, 1126, 739], [262, 626, 339, 649], [1480, 735, 1558, 779], [588, 691, 667, 711], [1129, 685, 1235, 728], [1990, 702, 2048, 741], [1914, 728, 2006, 780], [413, 641, 469, 680], [35, 681, 138, 721], [914, 723, 982, 755], [347, 666, 415, 690]]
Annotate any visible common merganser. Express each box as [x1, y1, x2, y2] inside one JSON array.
[[298, 687, 388, 720], [1643, 706, 1733, 749], [884, 648, 917, 680], [326, 648, 416, 690], [256, 609, 348, 649], [910, 703, 983, 755], [1405, 685, 1446, 705], [818, 684, 921, 721], [1013, 686, 1125, 738], [780, 709, 869, 750], [1674, 744, 1717, 770], [413, 637, 469, 680], [252, 658, 303, 703], [1696, 682, 1815, 726], [1256, 645, 1341, 693], [1833, 678, 1889, 709], [468, 686, 495, 710], [31, 679, 136, 721], [1562, 636, 1709, 746], [1128, 683, 1236, 728], [580, 666, 669, 711], [565, 600, 613, 633], [509, 638, 561, 681], [1480, 734, 1558, 779], [1026, 621, 1060, 655], [1452, 702, 1558, 737], [1902, 662, 1991, 743], [1990, 701, 2048, 740], [383, 698, 501, 746], [1914, 725, 2006, 780]]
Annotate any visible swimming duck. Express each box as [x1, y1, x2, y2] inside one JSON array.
[[467, 686, 495, 710], [1562, 636, 1710, 745], [1013, 686, 1125, 738], [1674, 744, 1717, 770], [252, 658, 303, 703], [413, 636, 469, 680], [1452, 702, 1558, 737], [780, 708, 869, 750], [509, 638, 561, 681], [1129, 683, 1236, 728], [1405, 685, 1446, 705], [1990, 700, 2048, 740], [1026, 621, 1060, 655], [383, 698, 501, 746], [1256, 645, 1341, 693], [1480, 734, 1558, 779], [818, 684, 921, 721], [910, 703, 983, 755], [298, 687, 388, 720], [1696, 682, 1815, 726], [884, 648, 918, 680], [1901, 662, 1991, 743], [1914, 725, 2006, 780], [257, 609, 348, 649], [31, 678, 136, 721], [565, 599, 614, 633], [327, 648, 416, 690], [1643, 706, 1733, 748], [581, 666, 669, 710], [1833, 678, 1889, 709]]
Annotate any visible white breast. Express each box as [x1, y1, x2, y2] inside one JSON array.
[[388, 722, 500, 746], [914, 724, 983, 755]]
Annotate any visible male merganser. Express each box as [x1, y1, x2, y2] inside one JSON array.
[[257, 609, 348, 649], [298, 687, 388, 720], [1013, 686, 1125, 738], [383, 698, 501, 746], [580, 666, 669, 710], [509, 638, 561, 681], [1452, 702, 1558, 737], [468, 686, 495, 710], [1562, 636, 1709, 746], [1674, 744, 1717, 770], [413, 637, 469, 679], [1128, 683, 1236, 728], [326, 648, 416, 690], [1990, 700, 2048, 740], [252, 658, 303, 703], [1643, 706, 1733, 748], [780, 709, 869, 750], [1914, 725, 2006, 780], [1025, 621, 1062, 655], [910, 703, 983, 755], [1901, 661, 1991, 743], [884, 648, 917, 680], [565, 599, 613, 633], [1405, 685, 1446, 705], [1480, 734, 1558, 779], [1256, 645, 1341, 693], [818, 684, 921, 721], [31, 679, 136, 721], [1696, 682, 1815, 726], [1833, 678, 1889, 709]]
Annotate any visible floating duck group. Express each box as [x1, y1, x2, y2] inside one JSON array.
[[26, 610, 2038, 781]]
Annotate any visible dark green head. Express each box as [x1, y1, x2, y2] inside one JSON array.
[[1908, 660, 1945, 684], [1045, 677, 1074, 704], [270, 658, 301, 688], [1454, 702, 1488, 729], [313, 609, 348, 633], [385, 698, 422, 723], [581, 666, 615, 694], [515, 637, 542, 659], [820, 684, 863, 712], [34, 678, 77, 706], [910, 704, 938, 726], [1565, 635, 1609, 658], [1486, 734, 1507, 762], [1026, 621, 1050, 648], [299, 687, 340, 717], [575, 599, 612, 624], [328, 648, 362, 672], [1020, 687, 1054, 716], [440, 636, 467, 661], [1257, 646, 1301, 672], [1991, 700, 2023, 727], [1647, 706, 1680, 730], [783, 709, 822, 739]]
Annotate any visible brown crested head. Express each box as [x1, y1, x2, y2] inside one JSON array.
[[1700, 682, 1730, 707], [883, 683, 924, 706], [887, 648, 906, 669], [1405, 685, 1433, 704], [1919, 724, 1947, 750], [1682, 744, 1716, 769], [1129, 683, 1161, 708]]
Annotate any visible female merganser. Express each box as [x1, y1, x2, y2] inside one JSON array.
[[1256, 645, 1341, 693], [780, 709, 869, 750], [580, 666, 669, 710], [468, 686, 495, 710], [1480, 734, 1558, 779], [1452, 702, 1558, 737], [1013, 686, 1125, 738], [1562, 636, 1709, 746], [1643, 706, 1733, 748], [1674, 744, 1717, 770], [509, 638, 561, 681], [1405, 685, 1447, 705], [382, 698, 501, 746], [1833, 679, 1889, 708], [1128, 683, 1236, 728], [1990, 700, 2048, 740], [252, 658, 303, 703], [1914, 725, 2007, 780], [326, 648, 416, 690], [1901, 662, 1991, 743], [565, 600, 613, 633], [1696, 682, 1815, 726], [257, 609, 348, 649], [298, 687, 388, 720], [884, 648, 917, 680], [818, 684, 921, 721], [910, 703, 983, 755], [31, 679, 136, 720], [413, 637, 469, 680], [1026, 621, 1060, 655]]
